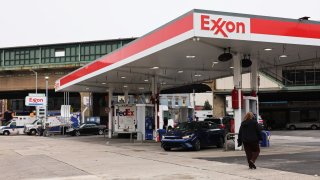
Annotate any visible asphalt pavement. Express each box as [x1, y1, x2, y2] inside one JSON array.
[[196, 130, 320, 176], [0, 130, 319, 180]]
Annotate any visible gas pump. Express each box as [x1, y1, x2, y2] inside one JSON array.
[[136, 104, 154, 140], [242, 96, 259, 117], [36, 106, 46, 135], [36, 106, 46, 127]]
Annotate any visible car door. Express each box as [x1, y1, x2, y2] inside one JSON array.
[[90, 124, 99, 134], [10, 122, 17, 134], [208, 122, 222, 146], [80, 124, 90, 134], [197, 122, 211, 146]]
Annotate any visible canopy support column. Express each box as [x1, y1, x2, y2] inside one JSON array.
[[124, 90, 129, 104], [251, 58, 258, 92], [233, 53, 242, 150], [108, 88, 113, 138], [251, 58, 259, 116], [152, 76, 159, 138]]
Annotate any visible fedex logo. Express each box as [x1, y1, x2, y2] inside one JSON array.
[[116, 109, 134, 116], [200, 15, 247, 38]]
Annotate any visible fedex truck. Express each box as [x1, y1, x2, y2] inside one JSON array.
[[113, 104, 155, 140], [114, 104, 137, 133]]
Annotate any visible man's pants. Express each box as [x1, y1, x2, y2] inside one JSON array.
[[243, 141, 260, 164]]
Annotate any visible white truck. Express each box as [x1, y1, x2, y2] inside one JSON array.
[[194, 110, 213, 121], [0, 116, 35, 135], [24, 116, 74, 135], [114, 104, 137, 134]]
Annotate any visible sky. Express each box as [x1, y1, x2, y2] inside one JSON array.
[[0, 0, 319, 48]]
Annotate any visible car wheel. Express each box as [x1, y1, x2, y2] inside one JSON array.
[[193, 139, 201, 151], [75, 131, 81, 136], [311, 125, 318, 130], [163, 146, 171, 151], [31, 129, 37, 135], [289, 125, 296, 130], [98, 129, 104, 135], [217, 136, 224, 148], [4, 131, 10, 135]]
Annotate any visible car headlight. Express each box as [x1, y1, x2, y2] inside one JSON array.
[[182, 134, 194, 139]]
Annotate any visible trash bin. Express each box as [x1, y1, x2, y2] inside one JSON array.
[[260, 130, 270, 147], [157, 129, 167, 141]]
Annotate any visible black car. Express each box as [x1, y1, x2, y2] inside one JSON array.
[[67, 123, 106, 136], [204, 118, 226, 130], [161, 121, 225, 151]]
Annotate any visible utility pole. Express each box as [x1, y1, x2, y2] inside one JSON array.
[[30, 69, 38, 94]]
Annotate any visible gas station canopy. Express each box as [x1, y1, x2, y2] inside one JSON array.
[[55, 9, 320, 94]]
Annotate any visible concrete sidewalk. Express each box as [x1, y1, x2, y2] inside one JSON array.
[[0, 135, 319, 180]]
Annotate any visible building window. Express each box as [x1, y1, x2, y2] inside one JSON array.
[[55, 48, 65, 57]]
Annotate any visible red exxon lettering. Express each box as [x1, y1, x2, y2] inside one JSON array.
[[200, 15, 246, 38]]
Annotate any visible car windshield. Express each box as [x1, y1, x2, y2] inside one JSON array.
[[80, 124, 87, 128], [5, 121, 12, 126], [175, 122, 195, 131]]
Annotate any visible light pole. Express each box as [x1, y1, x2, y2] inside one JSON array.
[[29, 69, 38, 94], [45, 76, 49, 135]]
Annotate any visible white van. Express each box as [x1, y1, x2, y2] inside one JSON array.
[[0, 116, 35, 135]]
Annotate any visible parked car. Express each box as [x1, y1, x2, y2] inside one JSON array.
[[67, 123, 106, 136], [286, 121, 320, 130], [204, 118, 226, 130], [222, 116, 234, 133], [203, 117, 236, 133], [161, 121, 225, 151]]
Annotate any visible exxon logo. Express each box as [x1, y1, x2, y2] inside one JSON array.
[[201, 15, 246, 38], [28, 97, 44, 103]]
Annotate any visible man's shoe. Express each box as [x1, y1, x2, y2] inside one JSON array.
[[249, 160, 256, 169]]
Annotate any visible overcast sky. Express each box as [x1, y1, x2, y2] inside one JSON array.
[[1, 0, 319, 48]]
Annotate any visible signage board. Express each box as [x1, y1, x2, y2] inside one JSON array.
[[194, 13, 251, 41], [25, 96, 47, 106]]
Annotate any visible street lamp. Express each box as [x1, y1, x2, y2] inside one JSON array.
[[29, 69, 38, 94], [45, 76, 49, 135]]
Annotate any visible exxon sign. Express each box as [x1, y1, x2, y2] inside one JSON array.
[[25, 96, 47, 106], [195, 13, 250, 40]]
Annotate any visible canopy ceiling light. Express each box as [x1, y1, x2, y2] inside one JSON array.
[[280, 44, 288, 58], [218, 47, 233, 62], [241, 54, 252, 68]]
